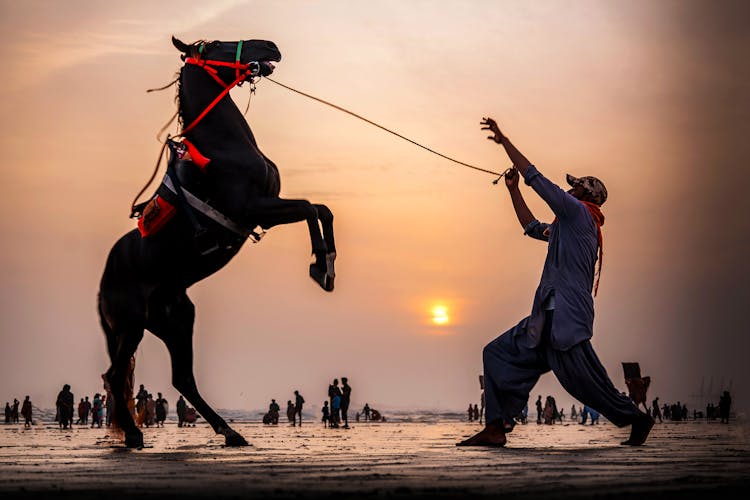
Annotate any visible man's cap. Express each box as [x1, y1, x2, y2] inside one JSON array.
[[566, 173, 608, 206]]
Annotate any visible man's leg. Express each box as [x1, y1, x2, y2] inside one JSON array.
[[547, 341, 654, 445], [458, 319, 549, 446]]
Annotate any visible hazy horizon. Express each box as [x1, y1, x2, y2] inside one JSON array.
[[1, 0, 748, 417]]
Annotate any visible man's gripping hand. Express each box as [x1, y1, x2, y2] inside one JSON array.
[[504, 167, 520, 190]]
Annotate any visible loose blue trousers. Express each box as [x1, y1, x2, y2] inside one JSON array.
[[483, 313, 640, 430]]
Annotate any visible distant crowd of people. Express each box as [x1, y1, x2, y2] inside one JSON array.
[[2, 383, 199, 430], [648, 392, 732, 423], [262, 377, 383, 429], [465, 391, 733, 427]]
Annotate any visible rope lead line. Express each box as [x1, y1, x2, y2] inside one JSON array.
[[264, 77, 505, 178]]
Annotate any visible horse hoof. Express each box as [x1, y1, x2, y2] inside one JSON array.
[[309, 264, 334, 292], [125, 432, 144, 449], [225, 431, 250, 447]]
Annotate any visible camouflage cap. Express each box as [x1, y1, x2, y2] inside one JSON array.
[[566, 174, 608, 206]]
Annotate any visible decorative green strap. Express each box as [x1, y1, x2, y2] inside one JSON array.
[[235, 40, 243, 63]]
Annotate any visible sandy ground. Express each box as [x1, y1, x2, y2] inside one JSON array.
[[1, 418, 748, 499]]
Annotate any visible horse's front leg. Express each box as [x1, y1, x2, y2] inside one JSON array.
[[312, 203, 336, 286], [248, 197, 335, 291]]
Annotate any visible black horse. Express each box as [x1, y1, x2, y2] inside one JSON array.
[[99, 37, 336, 448]]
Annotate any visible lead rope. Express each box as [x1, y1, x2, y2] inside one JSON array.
[[263, 77, 509, 181]]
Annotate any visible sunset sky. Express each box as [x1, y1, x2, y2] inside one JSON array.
[[1, 0, 748, 416]]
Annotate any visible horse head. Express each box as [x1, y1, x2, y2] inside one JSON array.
[[172, 36, 281, 84]]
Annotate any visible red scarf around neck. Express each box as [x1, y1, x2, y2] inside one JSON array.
[[552, 200, 605, 296], [581, 201, 604, 296]]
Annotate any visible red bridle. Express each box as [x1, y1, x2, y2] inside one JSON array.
[[179, 41, 260, 136]]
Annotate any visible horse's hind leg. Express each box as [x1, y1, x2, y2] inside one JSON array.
[[99, 296, 145, 448], [149, 290, 249, 446]]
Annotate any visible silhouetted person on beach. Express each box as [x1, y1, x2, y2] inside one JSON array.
[[105, 390, 113, 427], [4, 402, 10, 424], [294, 390, 305, 426], [286, 400, 295, 424], [363, 403, 371, 422], [21, 396, 32, 428], [473, 404, 480, 421], [11, 399, 19, 423], [458, 118, 653, 448], [719, 391, 731, 424], [328, 379, 342, 428], [570, 405, 578, 420], [341, 378, 352, 428], [468, 404, 474, 422], [176, 395, 187, 427], [517, 404, 528, 424], [322, 401, 330, 427], [90, 394, 100, 428], [652, 398, 662, 423], [56, 384, 74, 429], [535, 396, 543, 424], [543, 396, 554, 425], [268, 399, 280, 425], [155, 393, 168, 427]]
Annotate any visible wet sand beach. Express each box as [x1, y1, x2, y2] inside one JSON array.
[[1, 418, 748, 499]]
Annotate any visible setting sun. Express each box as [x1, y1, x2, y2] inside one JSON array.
[[431, 305, 450, 325]]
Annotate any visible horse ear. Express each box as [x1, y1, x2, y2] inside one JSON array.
[[172, 36, 190, 53]]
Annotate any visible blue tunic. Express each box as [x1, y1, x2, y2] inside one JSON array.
[[519, 165, 600, 351]]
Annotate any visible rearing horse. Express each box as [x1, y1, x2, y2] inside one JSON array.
[[98, 37, 336, 448]]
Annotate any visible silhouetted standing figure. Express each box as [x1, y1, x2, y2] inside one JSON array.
[[286, 400, 295, 424], [328, 379, 342, 428], [21, 396, 32, 428], [92, 394, 104, 428], [11, 399, 19, 424], [535, 395, 543, 424], [458, 118, 652, 448], [294, 390, 305, 426], [473, 404, 480, 421], [155, 393, 168, 427], [322, 401, 330, 427], [719, 391, 731, 424], [652, 397, 662, 423], [363, 403, 371, 422], [4, 402, 11, 424], [56, 385, 74, 430], [341, 378, 351, 429], [176, 395, 187, 427], [468, 404, 474, 422], [269, 399, 280, 425]]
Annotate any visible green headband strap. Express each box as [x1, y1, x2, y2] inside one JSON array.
[[235, 40, 243, 63]]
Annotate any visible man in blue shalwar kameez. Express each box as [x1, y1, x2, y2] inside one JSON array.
[[458, 117, 654, 447]]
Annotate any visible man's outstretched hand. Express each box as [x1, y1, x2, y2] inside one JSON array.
[[481, 117, 505, 144]]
